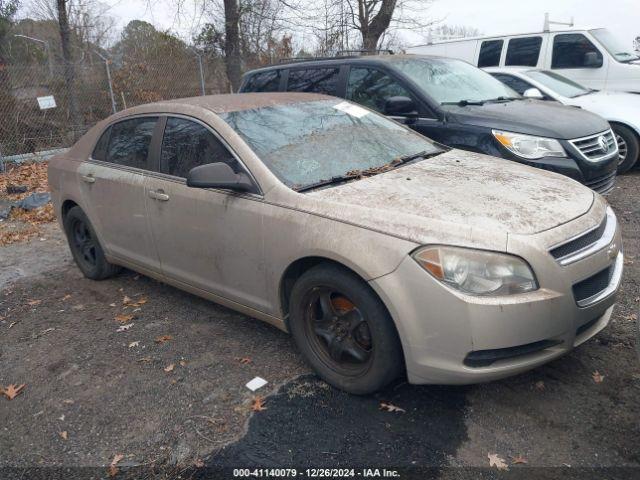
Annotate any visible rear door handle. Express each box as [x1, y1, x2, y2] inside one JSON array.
[[148, 189, 170, 201], [81, 174, 96, 184]]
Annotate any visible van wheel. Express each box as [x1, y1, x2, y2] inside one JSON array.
[[63, 206, 120, 280], [612, 124, 639, 174], [288, 264, 403, 394]]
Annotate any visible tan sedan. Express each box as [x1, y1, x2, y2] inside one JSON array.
[[48, 93, 623, 394]]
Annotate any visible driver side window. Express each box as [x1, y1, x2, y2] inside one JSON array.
[[346, 67, 416, 114], [161, 117, 239, 178]]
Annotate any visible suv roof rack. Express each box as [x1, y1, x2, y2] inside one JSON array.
[[275, 48, 394, 66]]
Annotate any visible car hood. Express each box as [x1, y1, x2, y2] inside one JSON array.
[[305, 150, 594, 244], [568, 91, 640, 126], [444, 99, 609, 139]]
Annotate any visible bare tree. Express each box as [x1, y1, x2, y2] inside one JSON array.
[[223, 0, 242, 91], [56, 0, 83, 136]]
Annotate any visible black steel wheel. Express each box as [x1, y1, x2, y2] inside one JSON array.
[[63, 206, 120, 280], [289, 264, 403, 394]]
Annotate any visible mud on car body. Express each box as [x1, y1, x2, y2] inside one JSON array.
[[49, 93, 623, 394]]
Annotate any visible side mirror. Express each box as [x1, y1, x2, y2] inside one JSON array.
[[384, 96, 418, 116], [584, 51, 602, 68], [523, 88, 545, 100], [186, 162, 255, 193]]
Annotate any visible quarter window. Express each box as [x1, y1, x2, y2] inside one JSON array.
[[106, 117, 157, 169], [242, 70, 281, 92], [286, 68, 340, 95], [346, 67, 416, 114], [552, 34, 603, 69], [505, 37, 542, 66], [478, 40, 503, 67], [161, 117, 238, 178]]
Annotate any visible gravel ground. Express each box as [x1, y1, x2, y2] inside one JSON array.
[[0, 172, 638, 479]]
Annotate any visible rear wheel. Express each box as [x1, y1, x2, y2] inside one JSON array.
[[63, 206, 120, 280], [612, 124, 639, 174], [288, 264, 403, 394]]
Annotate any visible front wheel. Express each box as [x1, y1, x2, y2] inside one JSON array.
[[612, 124, 639, 174], [288, 264, 404, 394]]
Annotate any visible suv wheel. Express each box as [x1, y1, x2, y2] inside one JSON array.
[[613, 124, 639, 173]]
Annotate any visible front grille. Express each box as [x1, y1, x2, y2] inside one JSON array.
[[570, 129, 617, 161], [572, 266, 614, 304], [464, 339, 563, 367], [584, 170, 616, 194], [550, 215, 607, 260]]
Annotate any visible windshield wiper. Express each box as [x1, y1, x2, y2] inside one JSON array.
[[393, 149, 443, 167], [441, 99, 485, 106], [484, 96, 520, 103], [295, 174, 358, 193]]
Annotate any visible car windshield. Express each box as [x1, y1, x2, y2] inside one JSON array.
[[218, 99, 443, 190], [526, 70, 592, 98], [391, 57, 520, 105], [590, 28, 640, 63]]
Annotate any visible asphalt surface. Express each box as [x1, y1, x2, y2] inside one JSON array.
[[1, 172, 639, 479]]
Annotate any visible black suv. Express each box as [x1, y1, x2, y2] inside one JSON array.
[[240, 54, 618, 193]]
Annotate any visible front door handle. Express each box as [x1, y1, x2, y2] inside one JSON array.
[[148, 189, 170, 201], [81, 174, 96, 184]]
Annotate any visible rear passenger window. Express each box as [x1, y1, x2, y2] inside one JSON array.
[[92, 126, 111, 161], [242, 71, 281, 92], [505, 37, 542, 66], [346, 67, 416, 114], [286, 68, 340, 95], [490, 73, 534, 95], [552, 34, 603, 69], [478, 40, 503, 67], [161, 117, 238, 178], [106, 117, 157, 169]]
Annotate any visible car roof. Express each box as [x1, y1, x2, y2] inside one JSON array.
[[120, 92, 331, 117], [484, 66, 537, 74]]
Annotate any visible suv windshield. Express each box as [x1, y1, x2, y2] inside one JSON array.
[[392, 57, 520, 105], [219, 99, 442, 190], [590, 29, 639, 63], [526, 70, 592, 98]]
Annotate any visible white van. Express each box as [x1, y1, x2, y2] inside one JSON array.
[[406, 28, 640, 93]]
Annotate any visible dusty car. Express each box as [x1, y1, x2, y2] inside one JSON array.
[[48, 93, 624, 394]]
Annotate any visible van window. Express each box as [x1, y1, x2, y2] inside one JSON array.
[[161, 117, 238, 178], [552, 34, 603, 69], [490, 73, 534, 95], [478, 40, 503, 67], [286, 68, 340, 95], [346, 67, 416, 113], [92, 126, 111, 161], [242, 70, 281, 92], [106, 117, 158, 169], [505, 37, 542, 66]]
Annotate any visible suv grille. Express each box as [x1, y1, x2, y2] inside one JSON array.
[[570, 130, 617, 161], [584, 170, 616, 194], [572, 265, 614, 305]]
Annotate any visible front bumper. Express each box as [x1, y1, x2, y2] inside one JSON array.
[[370, 210, 623, 385]]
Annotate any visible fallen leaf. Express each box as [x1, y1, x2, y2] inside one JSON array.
[[115, 314, 134, 323], [379, 401, 406, 413], [179, 360, 187, 367], [623, 314, 638, 321], [137, 356, 152, 363], [108, 453, 124, 477], [63, 399, 74, 404], [1, 383, 26, 400], [124, 296, 148, 308], [61, 294, 72, 301], [251, 396, 267, 412], [116, 323, 134, 332], [59, 431, 68, 440], [164, 363, 175, 373], [27, 299, 41, 306], [109, 303, 117, 307], [128, 341, 140, 348], [488, 453, 509, 471], [155, 335, 173, 344], [236, 357, 252, 365], [592, 370, 605, 383], [193, 458, 205, 468], [122, 295, 132, 305], [534, 380, 545, 391], [512, 454, 528, 465]]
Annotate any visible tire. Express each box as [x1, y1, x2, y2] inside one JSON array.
[[612, 124, 639, 174], [288, 264, 403, 394], [63, 206, 120, 280]]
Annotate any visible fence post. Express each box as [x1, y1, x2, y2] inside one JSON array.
[[197, 53, 206, 96], [94, 51, 117, 114]]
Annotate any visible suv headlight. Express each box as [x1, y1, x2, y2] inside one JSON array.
[[413, 246, 538, 296], [492, 130, 566, 159]]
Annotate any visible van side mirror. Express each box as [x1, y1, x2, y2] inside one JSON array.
[[384, 96, 418, 116], [523, 88, 545, 100], [584, 51, 603, 68], [186, 162, 255, 193]]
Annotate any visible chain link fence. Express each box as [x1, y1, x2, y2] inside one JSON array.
[[0, 54, 229, 162]]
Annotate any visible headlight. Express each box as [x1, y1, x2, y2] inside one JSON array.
[[413, 246, 538, 296], [492, 130, 566, 159]]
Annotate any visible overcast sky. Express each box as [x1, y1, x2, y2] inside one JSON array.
[[93, 0, 640, 48]]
